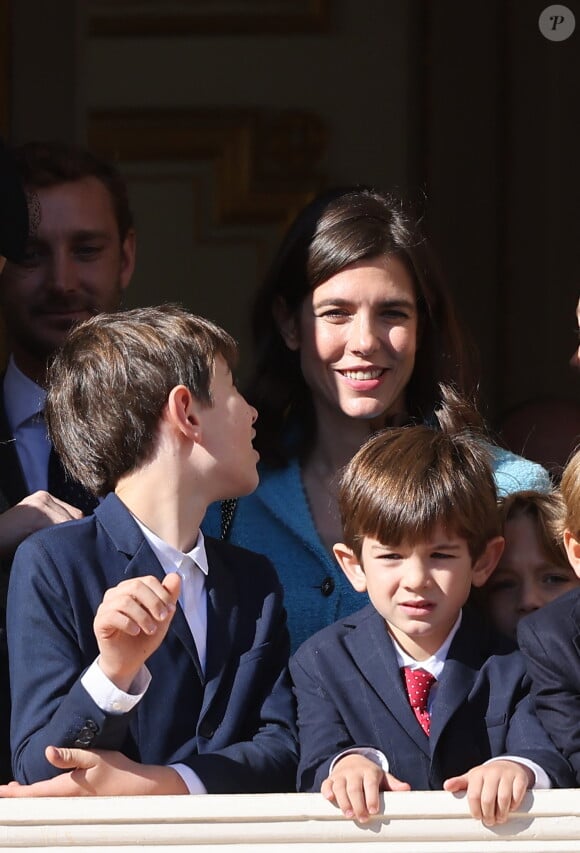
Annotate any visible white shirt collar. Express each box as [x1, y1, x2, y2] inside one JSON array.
[[390, 612, 463, 681], [130, 515, 209, 577], [3, 355, 46, 432]]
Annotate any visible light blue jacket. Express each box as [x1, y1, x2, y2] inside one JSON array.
[[202, 447, 550, 652]]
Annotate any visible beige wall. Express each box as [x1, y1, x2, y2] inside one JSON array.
[[83, 0, 419, 375], [6, 0, 580, 417]]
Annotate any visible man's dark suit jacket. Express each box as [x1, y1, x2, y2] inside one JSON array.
[[518, 588, 580, 784], [290, 604, 574, 792], [0, 391, 29, 511], [0, 387, 30, 627], [8, 493, 298, 791], [0, 390, 29, 783]]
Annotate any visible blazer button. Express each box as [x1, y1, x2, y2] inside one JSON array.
[[74, 719, 99, 746], [198, 721, 215, 739], [320, 577, 335, 597]]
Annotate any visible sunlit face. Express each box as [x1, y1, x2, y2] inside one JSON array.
[[0, 176, 135, 380], [285, 256, 418, 428], [335, 526, 498, 660], [571, 296, 580, 370], [485, 514, 580, 639], [198, 355, 260, 501]]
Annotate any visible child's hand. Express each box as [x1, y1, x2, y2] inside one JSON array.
[[444, 759, 534, 825], [0, 746, 188, 797], [321, 754, 411, 822], [94, 573, 181, 691]]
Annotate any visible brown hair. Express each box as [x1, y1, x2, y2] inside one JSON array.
[[497, 490, 569, 568], [13, 140, 133, 240], [247, 186, 478, 466], [45, 304, 237, 496], [339, 422, 499, 561], [561, 448, 580, 539]]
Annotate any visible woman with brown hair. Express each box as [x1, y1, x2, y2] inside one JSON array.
[[203, 186, 549, 650]]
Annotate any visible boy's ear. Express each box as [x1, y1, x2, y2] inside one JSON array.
[[272, 295, 300, 351], [564, 530, 580, 578], [470, 536, 505, 588], [166, 385, 201, 440], [333, 543, 367, 593]]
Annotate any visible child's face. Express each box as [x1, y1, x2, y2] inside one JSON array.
[[198, 355, 260, 500], [486, 514, 580, 639], [334, 524, 501, 660]]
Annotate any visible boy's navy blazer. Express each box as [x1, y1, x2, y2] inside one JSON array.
[[290, 604, 574, 791], [518, 588, 580, 784], [8, 493, 298, 790]]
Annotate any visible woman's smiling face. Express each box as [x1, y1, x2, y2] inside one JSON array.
[[286, 255, 418, 425]]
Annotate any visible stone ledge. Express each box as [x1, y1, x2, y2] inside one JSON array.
[[0, 789, 579, 850]]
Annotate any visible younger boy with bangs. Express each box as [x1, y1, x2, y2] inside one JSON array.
[[2, 305, 297, 796], [290, 425, 573, 826]]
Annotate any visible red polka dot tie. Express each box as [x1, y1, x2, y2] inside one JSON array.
[[402, 666, 436, 736]]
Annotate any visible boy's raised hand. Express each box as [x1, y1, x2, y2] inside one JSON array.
[[444, 759, 534, 825], [322, 754, 411, 822], [94, 573, 181, 692]]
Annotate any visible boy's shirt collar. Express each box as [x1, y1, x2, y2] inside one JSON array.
[[130, 514, 209, 577], [390, 612, 462, 680]]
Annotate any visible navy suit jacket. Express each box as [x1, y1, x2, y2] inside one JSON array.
[[0, 389, 29, 509], [0, 389, 27, 783], [518, 588, 580, 784], [8, 493, 298, 791], [290, 604, 574, 792]]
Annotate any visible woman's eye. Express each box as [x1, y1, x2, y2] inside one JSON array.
[[382, 309, 408, 320], [320, 308, 349, 317], [316, 309, 351, 322]]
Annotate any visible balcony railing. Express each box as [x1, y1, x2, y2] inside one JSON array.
[[0, 789, 579, 850]]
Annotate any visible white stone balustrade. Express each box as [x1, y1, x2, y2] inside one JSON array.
[[0, 790, 580, 851]]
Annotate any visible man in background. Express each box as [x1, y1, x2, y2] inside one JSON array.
[[0, 140, 136, 781]]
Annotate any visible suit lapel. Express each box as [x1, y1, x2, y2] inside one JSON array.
[[199, 539, 237, 716], [95, 494, 204, 679], [429, 613, 489, 749], [343, 608, 431, 756], [0, 391, 28, 506]]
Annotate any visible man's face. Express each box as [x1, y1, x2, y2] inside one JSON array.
[[0, 176, 135, 380]]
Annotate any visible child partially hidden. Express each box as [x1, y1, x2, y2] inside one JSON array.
[[483, 490, 580, 640]]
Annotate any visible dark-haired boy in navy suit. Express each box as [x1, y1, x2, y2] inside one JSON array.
[[290, 423, 574, 826], [1, 305, 297, 795], [519, 447, 580, 783]]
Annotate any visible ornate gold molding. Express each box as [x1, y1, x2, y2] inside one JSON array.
[[88, 108, 327, 233], [89, 0, 330, 36]]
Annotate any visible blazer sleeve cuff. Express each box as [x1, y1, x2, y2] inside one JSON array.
[[329, 747, 390, 775], [81, 658, 151, 714]]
